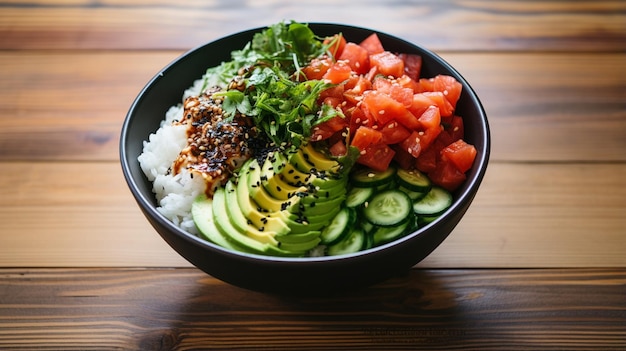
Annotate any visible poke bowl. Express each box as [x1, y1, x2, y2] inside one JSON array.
[[120, 22, 490, 295]]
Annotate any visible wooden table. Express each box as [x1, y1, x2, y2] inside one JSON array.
[[1, 1, 624, 349]]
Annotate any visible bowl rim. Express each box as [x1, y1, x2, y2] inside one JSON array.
[[120, 22, 490, 264]]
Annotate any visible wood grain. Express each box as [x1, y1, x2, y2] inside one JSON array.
[[1, 161, 624, 268], [1, 51, 624, 162], [0, 268, 624, 350], [1, 0, 624, 52], [1, 1, 625, 347]]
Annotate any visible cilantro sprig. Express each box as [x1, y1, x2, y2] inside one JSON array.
[[202, 21, 341, 147]]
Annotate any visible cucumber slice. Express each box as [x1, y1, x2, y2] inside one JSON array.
[[350, 166, 396, 188], [417, 214, 439, 225], [398, 186, 427, 201], [345, 186, 374, 208], [320, 207, 356, 245], [327, 227, 366, 256], [396, 168, 432, 192], [412, 186, 453, 216], [363, 189, 412, 227], [360, 220, 375, 235], [372, 219, 411, 246]]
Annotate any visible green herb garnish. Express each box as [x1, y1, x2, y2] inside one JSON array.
[[202, 21, 341, 147]]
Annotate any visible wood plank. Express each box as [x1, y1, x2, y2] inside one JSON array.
[[1, 51, 625, 162], [0, 0, 624, 52], [0, 268, 624, 350], [0, 161, 624, 268], [0, 51, 177, 162]]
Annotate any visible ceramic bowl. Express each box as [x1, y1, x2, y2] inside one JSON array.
[[120, 23, 490, 295]]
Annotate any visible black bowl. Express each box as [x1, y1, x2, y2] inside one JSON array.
[[120, 23, 490, 295]]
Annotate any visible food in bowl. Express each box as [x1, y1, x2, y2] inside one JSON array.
[[137, 21, 478, 258]]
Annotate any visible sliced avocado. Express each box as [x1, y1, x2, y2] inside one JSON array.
[[287, 207, 341, 230], [280, 162, 314, 186], [224, 180, 288, 239], [191, 194, 239, 251], [310, 173, 348, 189], [290, 148, 316, 173], [275, 230, 321, 244], [235, 160, 290, 234], [248, 159, 297, 213], [284, 216, 328, 233], [278, 236, 321, 253], [260, 155, 307, 201], [222, 180, 250, 233], [292, 195, 346, 216], [299, 179, 348, 204], [212, 187, 284, 255], [301, 143, 341, 173]]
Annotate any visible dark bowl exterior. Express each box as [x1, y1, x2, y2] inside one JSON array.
[[120, 23, 490, 295]]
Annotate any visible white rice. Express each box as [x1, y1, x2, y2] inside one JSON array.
[[137, 79, 208, 234]]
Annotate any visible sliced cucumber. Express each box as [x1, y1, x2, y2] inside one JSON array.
[[372, 219, 411, 246], [398, 186, 427, 201], [345, 186, 374, 208], [360, 220, 375, 235], [350, 166, 396, 188], [362, 229, 374, 251], [327, 227, 367, 256], [363, 189, 412, 227], [412, 186, 453, 216], [417, 214, 439, 225], [396, 168, 432, 192], [320, 207, 356, 245]]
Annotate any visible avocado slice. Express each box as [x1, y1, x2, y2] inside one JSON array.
[[191, 194, 239, 251], [292, 195, 346, 216], [260, 155, 307, 201], [212, 186, 292, 256], [275, 230, 321, 244], [248, 159, 299, 213], [192, 143, 349, 256], [278, 236, 321, 253], [224, 180, 287, 240], [301, 143, 341, 173], [235, 160, 290, 235], [290, 148, 316, 173], [280, 162, 313, 186]]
